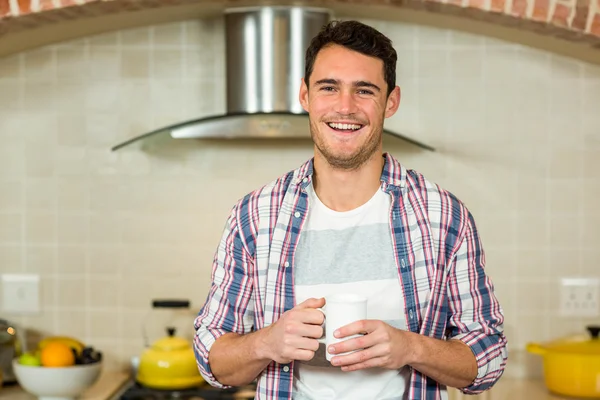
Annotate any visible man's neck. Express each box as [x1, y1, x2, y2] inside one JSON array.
[[312, 152, 385, 212]]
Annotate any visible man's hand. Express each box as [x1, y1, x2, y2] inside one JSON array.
[[262, 297, 325, 364], [327, 320, 416, 372]]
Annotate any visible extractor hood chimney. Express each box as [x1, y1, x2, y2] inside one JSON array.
[[111, 6, 434, 152]]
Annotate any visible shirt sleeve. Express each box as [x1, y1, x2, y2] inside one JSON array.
[[193, 206, 255, 388], [446, 211, 508, 394]]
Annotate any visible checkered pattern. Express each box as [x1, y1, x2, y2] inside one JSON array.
[[194, 153, 508, 399]]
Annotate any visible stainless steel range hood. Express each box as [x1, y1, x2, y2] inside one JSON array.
[[111, 6, 434, 152]]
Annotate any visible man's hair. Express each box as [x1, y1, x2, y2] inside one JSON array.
[[304, 20, 397, 97]]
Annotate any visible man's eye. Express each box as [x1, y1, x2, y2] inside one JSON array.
[[320, 86, 335, 92], [358, 89, 374, 95]]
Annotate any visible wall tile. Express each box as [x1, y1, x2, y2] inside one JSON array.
[[153, 23, 183, 47], [55, 308, 87, 338], [0, 244, 23, 272], [416, 49, 449, 80], [56, 276, 86, 308], [26, 178, 57, 211], [0, 55, 21, 79], [549, 249, 581, 276], [89, 48, 119, 80], [56, 213, 88, 244], [40, 275, 56, 308], [120, 50, 149, 79], [57, 245, 87, 274], [0, 82, 22, 110], [549, 180, 582, 214], [25, 144, 55, 178], [88, 32, 118, 47], [25, 245, 56, 274], [24, 49, 55, 81], [120, 27, 151, 47], [89, 213, 121, 244], [88, 245, 120, 275], [57, 177, 89, 211], [56, 48, 87, 81], [23, 82, 56, 111], [88, 310, 121, 340], [25, 212, 55, 244], [0, 180, 22, 211], [89, 276, 119, 308]]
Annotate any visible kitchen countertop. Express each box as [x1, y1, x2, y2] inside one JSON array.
[[0, 373, 580, 400], [449, 377, 580, 400], [0, 370, 130, 400]]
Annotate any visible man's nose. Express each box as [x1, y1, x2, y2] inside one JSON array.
[[334, 91, 358, 115]]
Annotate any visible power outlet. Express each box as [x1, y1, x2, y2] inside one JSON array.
[[1, 274, 40, 314], [560, 278, 600, 317]]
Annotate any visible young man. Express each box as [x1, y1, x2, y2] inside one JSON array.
[[193, 20, 508, 399]]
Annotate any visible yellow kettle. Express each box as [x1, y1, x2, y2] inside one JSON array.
[[136, 327, 204, 390]]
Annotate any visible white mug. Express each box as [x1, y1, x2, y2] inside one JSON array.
[[317, 294, 367, 361]]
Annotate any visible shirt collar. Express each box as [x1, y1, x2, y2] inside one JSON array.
[[294, 152, 406, 190]]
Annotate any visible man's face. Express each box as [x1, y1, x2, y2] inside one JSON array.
[[299, 44, 400, 170]]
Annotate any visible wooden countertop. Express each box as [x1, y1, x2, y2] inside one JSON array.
[[0, 372, 577, 400], [449, 377, 579, 400], [0, 370, 130, 400]]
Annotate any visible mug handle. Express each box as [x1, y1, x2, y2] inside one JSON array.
[[316, 307, 326, 344]]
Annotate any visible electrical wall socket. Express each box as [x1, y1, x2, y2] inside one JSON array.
[[1, 274, 40, 314], [560, 278, 600, 317]]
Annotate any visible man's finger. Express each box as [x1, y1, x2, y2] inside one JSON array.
[[341, 357, 385, 372], [296, 308, 325, 325], [334, 319, 377, 339], [295, 297, 326, 310], [328, 333, 373, 356]]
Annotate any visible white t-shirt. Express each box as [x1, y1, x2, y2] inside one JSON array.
[[292, 183, 410, 400]]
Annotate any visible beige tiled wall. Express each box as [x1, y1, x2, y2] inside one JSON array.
[[0, 17, 599, 377]]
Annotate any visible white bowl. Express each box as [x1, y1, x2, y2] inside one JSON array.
[[12, 358, 102, 400]]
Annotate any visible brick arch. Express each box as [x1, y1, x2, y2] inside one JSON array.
[[0, 0, 599, 59]]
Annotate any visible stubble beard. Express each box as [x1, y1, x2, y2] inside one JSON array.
[[310, 117, 383, 171]]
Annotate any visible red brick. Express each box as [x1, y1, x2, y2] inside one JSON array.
[[469, 0, 488, 9], [490, 0, 506, 12], [551, 2, 573, 26], [511, 0, 528, 16], [59, 0, 80, 7], [0, 0, 11, 17], [591, 12, 600, 35], [532, 0, 551, 20], [17, 0, 30, 14], [571, 0, 589, 30], [39, 0, 55, 10]]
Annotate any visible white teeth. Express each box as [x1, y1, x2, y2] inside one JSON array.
[[327, 122, 362, 131]]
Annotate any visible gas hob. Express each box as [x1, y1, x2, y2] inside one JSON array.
[[117, 381, 256, 400]]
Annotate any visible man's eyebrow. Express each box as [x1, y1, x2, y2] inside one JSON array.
[[314, 78, 339, 86], [354, 80, 381, 92]]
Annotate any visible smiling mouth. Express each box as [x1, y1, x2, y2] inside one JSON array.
[[326, 122, 364, 133]]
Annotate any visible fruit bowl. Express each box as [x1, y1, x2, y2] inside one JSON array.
[[12, 358, 102, 400]]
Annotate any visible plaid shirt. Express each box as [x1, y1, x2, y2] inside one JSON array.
[[194, 153, 508, 400]]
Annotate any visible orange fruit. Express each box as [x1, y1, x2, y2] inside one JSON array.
[[40, 342, 75, 367]]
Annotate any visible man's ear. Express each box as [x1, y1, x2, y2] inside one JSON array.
[[299, 78, 309, 112], [384, 86, 401, 118]]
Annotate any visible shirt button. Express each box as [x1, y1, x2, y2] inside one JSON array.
[[401, 259, 406, 269], [302, 177, 308, 183], [283, 365, 290, 372], [409, 309, 414, 319], [294, 212, 300, 218], [284, 262, 290, 268]]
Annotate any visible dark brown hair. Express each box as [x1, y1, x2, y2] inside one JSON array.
[[304, 20, 397, 97]]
